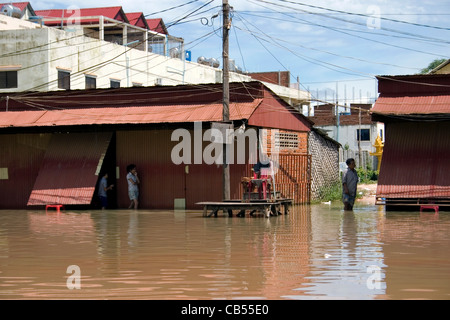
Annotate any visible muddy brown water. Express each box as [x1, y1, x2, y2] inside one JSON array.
[[0, 202, 449, 300]]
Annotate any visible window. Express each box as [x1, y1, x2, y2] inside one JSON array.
[[85, 75, 96, 89], [58, 70, 70, 90], [357, 129, 370, 141], [274, 132, 299, 149], [0, 71, 18, 89], [110, 79, 120, 88]]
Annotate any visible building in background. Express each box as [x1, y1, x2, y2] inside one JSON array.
[[0, 3, 310, 109], [0, 2, 35, 19], [429, 59, 450, 74], [307, 103, 384, 170]]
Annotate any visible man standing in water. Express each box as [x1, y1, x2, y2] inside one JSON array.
[[342, 158, 358, 211]]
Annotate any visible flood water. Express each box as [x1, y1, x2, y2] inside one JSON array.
[[0, 202, 449, 300]]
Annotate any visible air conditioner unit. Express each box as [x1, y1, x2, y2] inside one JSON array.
[[155, 78, 163, 86]]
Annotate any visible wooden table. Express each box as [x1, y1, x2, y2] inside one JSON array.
[[197, 199, 292, 218]]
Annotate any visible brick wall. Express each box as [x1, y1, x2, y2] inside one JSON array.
[[249, 71, 290, 87], [262, 128, 308, 155], [259, 129, 311, 203], [309, 103, 373, 126]]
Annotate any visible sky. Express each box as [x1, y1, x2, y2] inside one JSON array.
[[32, 0, 450, 105]]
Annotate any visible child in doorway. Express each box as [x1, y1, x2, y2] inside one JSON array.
[[98, 172, 114, 209]]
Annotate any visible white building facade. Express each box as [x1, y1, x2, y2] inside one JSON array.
[[308, 103, 384, 170], [0, 13, 310, 107]]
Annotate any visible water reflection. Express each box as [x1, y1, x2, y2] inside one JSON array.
[[0, 203, 449, 299]]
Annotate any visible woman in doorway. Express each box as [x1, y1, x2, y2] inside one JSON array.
[[126, 164, 140, 209]]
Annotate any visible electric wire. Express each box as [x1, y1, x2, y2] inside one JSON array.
[[1, 0, 449, 119], [271, 0, 450, 31], [233, 12, 420, 72], [246, 0, 448, 58], [1, 2, 224, 95]]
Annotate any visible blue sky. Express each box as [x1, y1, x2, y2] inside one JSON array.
[[33, 0, 449, 104]]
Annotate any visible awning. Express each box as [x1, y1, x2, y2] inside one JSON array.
[[372, 94, 450, 115], [0, 101, 262, 128], [27, 132, 112, 206]]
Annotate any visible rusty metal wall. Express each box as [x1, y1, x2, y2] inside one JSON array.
[[116, 128, 250, 209], [116, 129, 182, 209], [28, 132, 112, 206], [248, 90, 312, 133], [0, 133, 51, 209], [377, 121, 450, 200]]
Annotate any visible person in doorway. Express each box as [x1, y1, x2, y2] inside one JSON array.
[[126, 164, 140, 209], [342, 158, 358, 211], [98, 172, 114, 210]]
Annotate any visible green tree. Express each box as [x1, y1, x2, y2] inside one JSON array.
[[420, 58, 446, 74]]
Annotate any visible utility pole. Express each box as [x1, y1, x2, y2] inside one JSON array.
[[222, 0, 231, 200]]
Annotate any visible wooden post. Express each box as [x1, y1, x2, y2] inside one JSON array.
[[222, 0, 231, 200]]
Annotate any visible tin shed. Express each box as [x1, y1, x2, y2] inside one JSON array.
[[372, 74, 450, 210], [0, 82, 316, 209]]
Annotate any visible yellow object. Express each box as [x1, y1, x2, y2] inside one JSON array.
[[369, 135, 384, 171]]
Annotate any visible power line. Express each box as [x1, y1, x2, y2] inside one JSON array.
[[234, 12, 422, 71], [271, 0, 450, 31], [165, 0, 215, 29], [237, 10, 450, 46], [1, 2, 225, 93], [145, 0, 202, 16], [245, 0, 448, 57]]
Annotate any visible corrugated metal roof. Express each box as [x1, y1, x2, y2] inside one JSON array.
[[0, 101, 262, 128], [27, 132, 112, 206], [376, 74, 450, 96], [376, 121, 450, 199], [372, 94, 450, 115], [0, 82, 313, 132]]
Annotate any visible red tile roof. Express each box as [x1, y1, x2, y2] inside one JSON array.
[[126, 12, 148, 29], [35, 6, 128, 25], [146, 18, 168, 34], [0, 2, 30, 11]]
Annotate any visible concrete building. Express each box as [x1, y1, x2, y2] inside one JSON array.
[[0, 4, 310, 109], [0, 2, 36, 19], [307, 103, 384, 169]]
